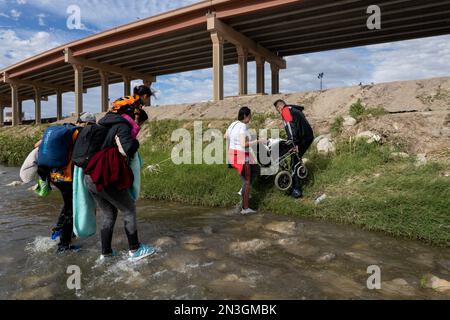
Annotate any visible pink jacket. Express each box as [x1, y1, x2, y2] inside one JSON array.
[[121, 114, 140, 139]]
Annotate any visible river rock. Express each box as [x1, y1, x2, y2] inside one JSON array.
[[183, 244, 204, 251], [202, 226, 214, 235], [356, 131, 381, 144], [317, 137, 336, 154], [421, 274, 450, 292], [229, 239, 271, 255], [313, 134, 331, 145], [343, 116, 357, 127], [264, 221, 297, 235], [155, 236, 177, 248], [276, 237, 300, 247], [316, 252, 337, 263], [415, 154, 428, 167], [389, 152, 409, 160], [6, 180, 23, 187], [279, 241, 320, 258], [344, 251, 379, 265], [381, 278, 416, 297], [181, 234, 204, 245]]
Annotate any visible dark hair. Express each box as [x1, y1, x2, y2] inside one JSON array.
[[273, 99, 286, 107], [134, 85, 153, 97], [138, 109, 149, 124], [238, 106, 251, 121]]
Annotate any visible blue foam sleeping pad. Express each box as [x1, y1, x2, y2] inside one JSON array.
[[129, 152, 143, 202], [73, 152, 142, 238], [73, 165, 96, 238]]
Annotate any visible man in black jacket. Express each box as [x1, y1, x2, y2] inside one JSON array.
[[274, 99, 314, 198]]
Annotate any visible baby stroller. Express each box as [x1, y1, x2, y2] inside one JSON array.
[[253, 139, 308, 192]]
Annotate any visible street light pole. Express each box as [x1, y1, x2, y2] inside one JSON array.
[[318, 72, 324, 91]]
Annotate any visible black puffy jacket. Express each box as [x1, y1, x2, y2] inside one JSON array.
[[281, 105, 314, 146], [98, 112, 139, 158]]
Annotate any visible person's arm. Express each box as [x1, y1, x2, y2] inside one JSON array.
[[281, 108, 300, 145], [116, 123, 139, 158], [239, 131, 265, 148], [34, 140, 42, 148]]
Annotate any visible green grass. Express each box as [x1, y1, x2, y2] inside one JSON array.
[[349, 99, 388, 122], [1, 119, 449, 246], [0, 132, 41, 166], [330, 116, 344, 137], [139, 122, 450, 246]]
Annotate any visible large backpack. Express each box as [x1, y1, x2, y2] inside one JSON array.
[[72, 124, 109, 169], [38, 124, 77, 168]]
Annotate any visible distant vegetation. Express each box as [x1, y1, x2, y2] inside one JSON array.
[[350, 99, 387, 121]]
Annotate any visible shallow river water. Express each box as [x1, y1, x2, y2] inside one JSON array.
[[0, 165, 449, 300]]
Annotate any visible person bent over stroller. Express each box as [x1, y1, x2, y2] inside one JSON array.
[[273, 100, 314, 199]]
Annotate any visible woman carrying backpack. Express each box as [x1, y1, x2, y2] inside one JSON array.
[[84, 85, 154, 261], [35, 112, 96, 253]]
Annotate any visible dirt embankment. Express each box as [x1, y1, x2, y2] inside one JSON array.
[[145, 77, 450, 158], [4, 76, 449, 159]]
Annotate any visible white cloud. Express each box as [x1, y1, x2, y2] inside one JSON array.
[[10, 9, 21, 20], [16, 0, 27, 4], [37, 13, 45, 26], [0, 29, 60, 68], [367, 35, 450, 83], [25, 0, 200, 30]]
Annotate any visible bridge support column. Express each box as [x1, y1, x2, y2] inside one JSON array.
[[256, 56, 265, 95], [73, 64, 84, 116], [123, 76, 131, 96], [143, 79, 153, 106], [271, 64, 280, 95], [237, 46, 248, 96], [10, 84, 19, 127], [0, 98, 4, 126], [211, 32, 224, 102], [34, 87, 41, 125], [18, 99, 23, 124], [100, 71, 109, 112], [56, 90, 63, 120]]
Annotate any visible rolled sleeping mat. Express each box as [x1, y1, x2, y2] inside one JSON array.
[[73, 166, 97, 238], [20, 148, 39, 183]]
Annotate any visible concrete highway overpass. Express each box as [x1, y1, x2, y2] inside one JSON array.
[[1, 0, 450, 125]]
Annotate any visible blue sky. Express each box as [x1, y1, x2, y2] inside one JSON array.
[[1, 0, 450, 119]]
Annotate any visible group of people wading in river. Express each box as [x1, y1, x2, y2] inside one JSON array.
[[24, 85, 313, 262]]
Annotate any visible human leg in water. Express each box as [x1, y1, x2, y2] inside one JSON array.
[[52, 182, 80, 253], [85, 175, 155, 261]]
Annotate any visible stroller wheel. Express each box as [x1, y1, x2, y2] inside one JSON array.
[[297, 165, 308, 180], [275, 171, 293, 191]]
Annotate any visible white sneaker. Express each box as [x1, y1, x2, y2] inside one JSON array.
[[241, 208, 257, 215]]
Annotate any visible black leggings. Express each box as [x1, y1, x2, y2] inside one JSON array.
[[52, 182, 73, 247]]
